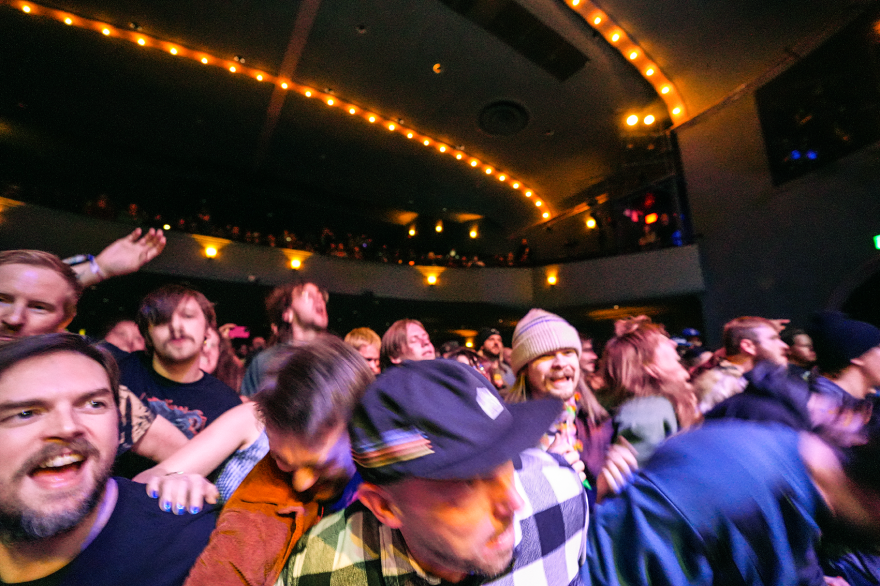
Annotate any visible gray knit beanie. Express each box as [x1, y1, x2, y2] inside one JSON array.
[[510, 309, 581, 374]]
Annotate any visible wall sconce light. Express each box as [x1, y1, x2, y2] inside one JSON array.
[[192, 235, 231, 260], [427, 274, 438, 285], [586, 216, 597, 229], [408, 227, 416, 237], [469, 228, 478, 239], [435, 221, 443, 233], [547, 275, 557, 286], [280, 249, 313, 270], [465, 339, 474, 348]]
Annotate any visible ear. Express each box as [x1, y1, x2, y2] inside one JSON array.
[[389, 354, 403, 365], [281, 306, 295, 325], [357, 483, 403, 529], [643, 360, 662, 380], [58, 312, 76, 333], [739, 338, 757, 357]]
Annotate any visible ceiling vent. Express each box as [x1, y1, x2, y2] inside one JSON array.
[[479, 101, 530, 136], [438, 0, 588, 81]]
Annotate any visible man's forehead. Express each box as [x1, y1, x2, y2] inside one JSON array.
[[0, 263, 74, 296], [755, 326, 779, 340], [267, 423, 346, 459], [0, 351, 111, 399], [399, 461, 515, 491], [407, 324, 427, 336]]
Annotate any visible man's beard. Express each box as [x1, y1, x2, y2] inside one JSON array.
[[0, 439, 109, 544], [482, 347, 501, 361]]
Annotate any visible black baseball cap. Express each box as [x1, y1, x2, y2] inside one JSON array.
[[350, 359, 562, 484]]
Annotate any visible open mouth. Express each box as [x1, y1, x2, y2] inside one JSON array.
[[29, 452, 87, 486], [485, 522, 515, 551], [548, 373, 574, 385]]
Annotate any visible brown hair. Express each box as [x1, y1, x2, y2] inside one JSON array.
[[380, 318, 426, 369], [0, 332, 120, 405], [264, 282, 326, 343], [255, 335, 374, 440], [135, 284, 216, 352], [0, 250, 82, 320], [722, 316, 776, 356], [600, 322, 698, 427]]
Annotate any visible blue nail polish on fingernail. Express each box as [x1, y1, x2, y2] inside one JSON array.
[[190, 506, 200, 515], [175, 504, 185, 515], [161, 501, 171, 512], [149, 490, 158, 498]]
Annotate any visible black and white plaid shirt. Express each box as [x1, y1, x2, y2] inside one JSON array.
[[277, 448, 587, 586]]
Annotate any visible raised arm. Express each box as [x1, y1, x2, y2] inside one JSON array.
[[72, 227, 166, 287], [133, 402, 265, 513]]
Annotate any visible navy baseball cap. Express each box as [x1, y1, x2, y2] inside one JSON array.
[[350, 359, 562, 484]]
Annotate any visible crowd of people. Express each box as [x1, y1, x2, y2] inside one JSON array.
[[1, 228, 879, 586], [2, 183, 537, 268], [2, 181, 690, 269]]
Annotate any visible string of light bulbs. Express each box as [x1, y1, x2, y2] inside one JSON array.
[[6, 0, 553, 219], [567, 0, 686, 124]]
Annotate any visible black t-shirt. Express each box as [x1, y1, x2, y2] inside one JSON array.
[[118, 352, 240, 438], [0, 478, 216, 586]]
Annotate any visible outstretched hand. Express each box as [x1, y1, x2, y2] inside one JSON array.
[[133, 468, 219, 515], [95, 227, 166, 279]]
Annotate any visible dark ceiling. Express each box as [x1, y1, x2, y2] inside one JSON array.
[[0, 0, 869, 247]]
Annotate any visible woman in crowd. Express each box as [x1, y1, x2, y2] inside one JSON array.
[[598, 318, 701, 465]]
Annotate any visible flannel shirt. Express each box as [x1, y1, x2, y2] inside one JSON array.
[[276, 448, 587, 586]]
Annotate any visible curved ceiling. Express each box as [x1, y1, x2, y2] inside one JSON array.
[[0, 0, 869, 242]]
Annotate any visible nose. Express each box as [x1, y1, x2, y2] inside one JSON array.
[[47, 405, 85, 439], [2, 302, 26, 331], [168, 312, 184, 334], [492, 473, 524, 519], [292, 468, 318, 492]]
